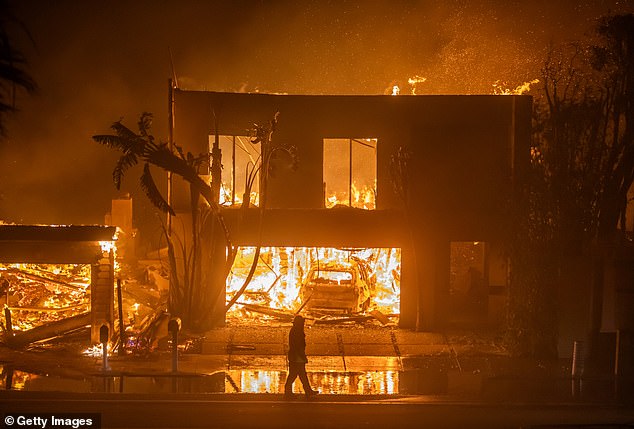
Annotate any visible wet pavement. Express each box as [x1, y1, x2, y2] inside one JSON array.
[[0, 326, 633, 405]]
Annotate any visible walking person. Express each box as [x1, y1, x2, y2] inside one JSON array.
[[284, 315, 318, 399]]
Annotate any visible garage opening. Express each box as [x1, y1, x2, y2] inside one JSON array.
[[0, 263, 91, 331], [227, 247, 400, 325]]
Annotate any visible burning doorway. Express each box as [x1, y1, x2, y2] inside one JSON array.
[[227, 247, 400, 324]]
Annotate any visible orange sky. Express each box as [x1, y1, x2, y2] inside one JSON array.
[[1, 0, 633, 233]]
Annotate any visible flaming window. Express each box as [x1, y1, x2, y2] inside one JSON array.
[[212, 135, 261, 206], [323, 138, 377, 209]]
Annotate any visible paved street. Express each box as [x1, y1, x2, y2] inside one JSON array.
[[2, 326, 633, 428], [3, 392, 634, 429]]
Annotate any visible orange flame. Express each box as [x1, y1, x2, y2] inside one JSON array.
[[492, 79, 540, 95], [227, 247, 401, 321]]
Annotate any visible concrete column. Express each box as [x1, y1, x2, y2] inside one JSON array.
[[91, 250, 114, 344], [415, 238, 450, 331], [399, 245, 417, 329]]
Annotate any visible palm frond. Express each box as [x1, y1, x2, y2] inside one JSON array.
[[112, 152, 139, 189], [145, 143, 201, 184], [143, 138, 162, 155], [92, 134, 135, 152], [140, 163, 175, 216], [137, 112, 153, 137], [0, 62, 36, 93], [110, 120, 145, 151], [174, 144, 186, 160]]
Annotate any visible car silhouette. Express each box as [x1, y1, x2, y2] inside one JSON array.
[[299, 259, 373, 314]]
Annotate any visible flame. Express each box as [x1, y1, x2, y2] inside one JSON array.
[[326, 182, 376, 210], [83, 343, 110, 357], [222, 183, 376, 210], [391, 85, 400, 96], [407, 75, 427, 95], [99, 241, 115, 254], [227, 247, 401, 321], [1, 263, 91, 331], [492, 79, 540, 95], [219, 183, 260, 207], [99, 237, 119, 274]]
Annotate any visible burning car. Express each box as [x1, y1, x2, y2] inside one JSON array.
[[299, 259, 373, 314]]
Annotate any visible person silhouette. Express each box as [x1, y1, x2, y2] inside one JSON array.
[[284, 315, 318, 399]]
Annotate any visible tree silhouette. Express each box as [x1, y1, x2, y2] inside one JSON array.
[[507, 13, 634, 357], [592, 14, 634, 242], [94, 111, 296, 330], [0, 0, 36, 136], [93, 112, 234, 328]]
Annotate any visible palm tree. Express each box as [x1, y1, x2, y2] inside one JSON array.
[[93, 113, 235, 328], [94, 111, 297, 329], [0, 0, 36, 136]]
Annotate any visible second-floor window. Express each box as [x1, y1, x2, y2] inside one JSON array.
[[323, 138, 377, 209], [211, 135, 260, 206]]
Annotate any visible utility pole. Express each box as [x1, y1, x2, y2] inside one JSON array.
[[210, 110, 222, 203], [167, 78, 175, 236]]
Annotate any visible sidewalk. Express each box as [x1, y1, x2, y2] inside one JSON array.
[[2, 325, 632, 404], [3, 326, 634, 429]]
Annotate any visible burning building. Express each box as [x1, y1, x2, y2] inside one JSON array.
[[169, 89, 531, 330], [0, 225, 117, 344]]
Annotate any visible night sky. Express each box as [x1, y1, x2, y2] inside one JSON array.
[[1, 0, 633, 231]]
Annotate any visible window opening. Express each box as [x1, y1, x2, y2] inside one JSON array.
[[323, 138, 377, 209], [211, 135, 261, 206]]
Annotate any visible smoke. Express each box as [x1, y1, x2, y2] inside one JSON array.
[[1, 0, 632, 229]]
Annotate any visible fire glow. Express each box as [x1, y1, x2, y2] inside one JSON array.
[[222, 369, 399, 394], [325, 183, 376, 210], [227, 247, 401, 322], [0, 263, 91, 331]]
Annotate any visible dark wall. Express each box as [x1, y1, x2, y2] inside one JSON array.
[[173, 91, 530, 241]]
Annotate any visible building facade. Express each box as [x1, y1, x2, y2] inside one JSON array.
[[170, 90, 532, 330]]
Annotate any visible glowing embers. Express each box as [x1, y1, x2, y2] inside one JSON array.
[[227, 247, 400, 323], [0, 263, 91, 331], [323, 138, 377, 210]]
